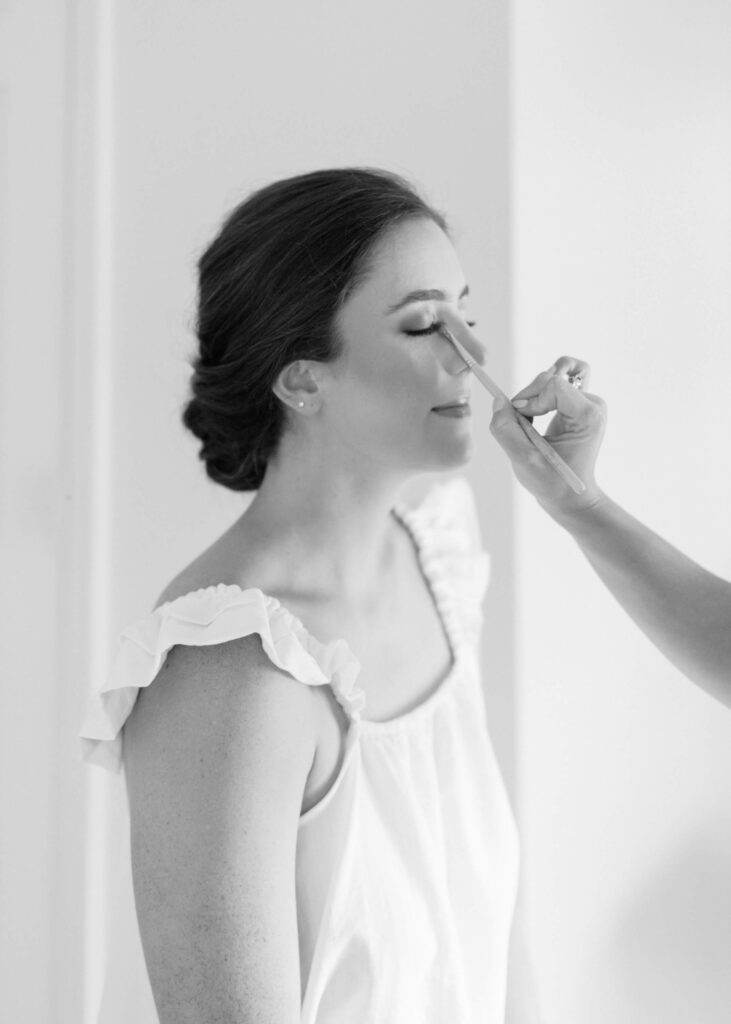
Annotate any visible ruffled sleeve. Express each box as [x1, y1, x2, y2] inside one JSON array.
[[80, 585, 364, 774], [395, 477, 490, 653]]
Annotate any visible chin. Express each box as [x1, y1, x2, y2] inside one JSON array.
[[427, 433, 474, 471]]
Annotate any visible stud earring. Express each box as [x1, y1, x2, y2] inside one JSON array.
[[297, 400, 305, 409]]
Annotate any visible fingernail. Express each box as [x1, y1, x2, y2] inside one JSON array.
[[493, 395, 506, 411], [513, 399, 528, 409]]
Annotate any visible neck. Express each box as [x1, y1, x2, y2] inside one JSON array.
[[236, 434, 416, 602]]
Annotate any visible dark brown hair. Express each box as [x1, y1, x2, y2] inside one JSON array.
[[183, 167, 447, 490]]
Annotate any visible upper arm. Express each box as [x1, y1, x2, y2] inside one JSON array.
[[123, 634, 318, 1023]]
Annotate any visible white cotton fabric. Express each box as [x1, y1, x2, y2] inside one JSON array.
[[80, 477, 520, 1024]]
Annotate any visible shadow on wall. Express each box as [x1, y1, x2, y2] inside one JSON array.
[[595, 819, 731, 1024]]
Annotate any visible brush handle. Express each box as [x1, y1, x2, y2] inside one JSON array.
[[439, 325, 586, 495], [514, 416, 586, 494]]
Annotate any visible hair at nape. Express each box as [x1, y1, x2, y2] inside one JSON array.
[[182, 167, 447, 491]]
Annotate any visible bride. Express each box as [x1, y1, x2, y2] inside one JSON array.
[[81, 167, 532, 1023]]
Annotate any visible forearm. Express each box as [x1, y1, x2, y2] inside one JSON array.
[[553, 494, 731, 707]]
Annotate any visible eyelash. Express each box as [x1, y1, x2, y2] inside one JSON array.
[[404, 319, 477, 337]]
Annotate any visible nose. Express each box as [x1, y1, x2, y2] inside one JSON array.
[[436, 306, 488, 369], [433, 333, 472, 376]]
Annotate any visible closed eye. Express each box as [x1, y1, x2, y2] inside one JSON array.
[[404, 319, 477, 337]]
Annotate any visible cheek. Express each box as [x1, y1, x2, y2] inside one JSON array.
[[361, 344, 436, 403], [332, 326, 440, 419]]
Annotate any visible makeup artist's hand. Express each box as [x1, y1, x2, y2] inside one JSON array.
[[496, 359, 731, 709], [491, 358, 607, 521]]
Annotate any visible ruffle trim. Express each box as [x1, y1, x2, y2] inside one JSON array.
[[80, 476, 488, 773], [394, 476, 490, 655], [80, 586, 364, 773]]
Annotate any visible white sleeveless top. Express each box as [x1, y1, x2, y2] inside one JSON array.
[[80, 477, 520, 1024]]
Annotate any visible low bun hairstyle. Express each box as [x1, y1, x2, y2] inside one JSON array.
[[182, 167, 448, 491]]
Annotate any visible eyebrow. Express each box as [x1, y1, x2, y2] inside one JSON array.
[[386, 284, 470, 315]]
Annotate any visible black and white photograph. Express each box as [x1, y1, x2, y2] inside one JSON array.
[[2, 1, 730, 1022]]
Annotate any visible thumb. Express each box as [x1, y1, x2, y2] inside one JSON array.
[[490, 396, 536, 463]]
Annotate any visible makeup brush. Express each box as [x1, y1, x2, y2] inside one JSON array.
[[438, 324, 586, 495]]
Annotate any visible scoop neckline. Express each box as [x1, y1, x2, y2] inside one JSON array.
[[155, 500, 462, 732], [360, 502, 461, 732]]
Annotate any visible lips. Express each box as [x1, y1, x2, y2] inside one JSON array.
[[431, 397, 471, 418], [431, 397, 470, 411]]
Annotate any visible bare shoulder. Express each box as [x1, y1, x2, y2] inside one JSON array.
[[153, 508, 261, 609], [154, 550, 240, 609], [124, 634, 319, 801]]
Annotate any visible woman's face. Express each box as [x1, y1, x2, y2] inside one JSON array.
[[322, 217, 479, 475]]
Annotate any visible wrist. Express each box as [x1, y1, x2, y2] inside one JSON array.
[[539, 487, 613, 534]]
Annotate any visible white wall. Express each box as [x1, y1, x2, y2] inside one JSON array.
[[0, 2, 88, 1020], [512, 2, 731, 1021]]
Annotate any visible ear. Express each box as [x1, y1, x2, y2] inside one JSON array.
[[272, 360, 322, 415]]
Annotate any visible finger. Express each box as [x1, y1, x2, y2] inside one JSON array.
[[550, 356, 592, 391], [543, 388, 607, 442], [511, 369, 557, 403], [438, 305, 488, 367], [490, 397, 543, 464], [512, 359, 591, 403], [512, 374, 590, 419], [582, 391, 606, 412]]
